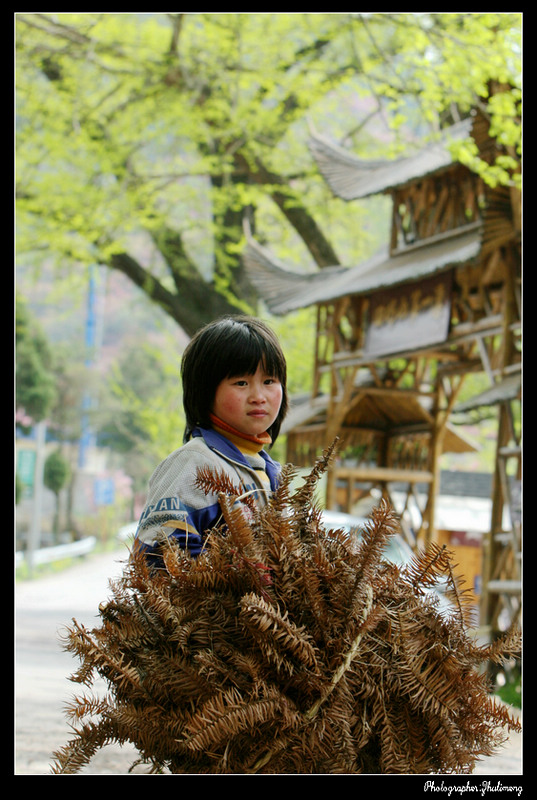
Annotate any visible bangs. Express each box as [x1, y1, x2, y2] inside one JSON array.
[[221, 324, 286, 382]]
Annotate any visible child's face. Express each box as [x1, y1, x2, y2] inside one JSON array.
[[212, 363, 283, 438]]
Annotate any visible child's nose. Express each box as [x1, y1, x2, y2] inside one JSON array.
[[250, 383, 266, 402]]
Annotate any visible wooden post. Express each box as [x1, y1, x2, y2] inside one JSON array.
[[480, 247, 520, 632]]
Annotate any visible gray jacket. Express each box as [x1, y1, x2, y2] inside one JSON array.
[[135, 426, 280, 560]]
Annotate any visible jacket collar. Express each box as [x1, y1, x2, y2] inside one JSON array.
[[192, 426, 280, 489]]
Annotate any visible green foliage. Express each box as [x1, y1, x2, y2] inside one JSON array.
[[98, 340, 185, 470], [15, 295, 57, 424], [271, 308, 316, 396], [43, 447, 72, 538], [497, 674, 521, 710], [43, 449, 70, 496], [16, 13, 521, 335]]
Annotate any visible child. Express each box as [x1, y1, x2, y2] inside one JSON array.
[[134, 315, 288, 565]]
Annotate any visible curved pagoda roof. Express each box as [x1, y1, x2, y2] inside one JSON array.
[[244, 116, 483, 315], [244, 224, 481, 315], [308, 117, 473, 200]]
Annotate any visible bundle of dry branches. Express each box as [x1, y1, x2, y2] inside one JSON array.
[[51, 443, 521, 774]]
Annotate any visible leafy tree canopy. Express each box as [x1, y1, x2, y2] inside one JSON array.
[[43, 448, 70, 496], [15, 294, 57, 424], [16, 13, 521, 336]]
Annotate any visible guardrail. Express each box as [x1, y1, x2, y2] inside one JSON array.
[[15, 536, 97, 568]]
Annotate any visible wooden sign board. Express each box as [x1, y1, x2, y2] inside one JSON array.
[[364, 272, 452, 358]]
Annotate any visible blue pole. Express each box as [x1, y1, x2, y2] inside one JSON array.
[[79, 268, 97, 468]]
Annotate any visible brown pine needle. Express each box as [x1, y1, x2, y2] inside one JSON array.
[[50, 442, 521, 775]]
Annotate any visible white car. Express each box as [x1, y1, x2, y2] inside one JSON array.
[[321, 509, 452, 615], [321, 509, 414, 564]]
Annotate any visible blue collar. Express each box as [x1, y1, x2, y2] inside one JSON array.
[[192, 426, 280, 490]]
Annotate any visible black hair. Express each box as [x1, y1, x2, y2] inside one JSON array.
[[181, 315, 288, 444]]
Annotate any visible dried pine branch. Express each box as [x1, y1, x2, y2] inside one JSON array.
[[50, 443, 521, 775]]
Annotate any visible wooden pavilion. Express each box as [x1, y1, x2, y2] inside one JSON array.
[[244, 102, 521, 634]]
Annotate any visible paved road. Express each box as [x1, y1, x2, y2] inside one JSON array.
[[15, 547, 523, 777], [15, 546, 145, 775]]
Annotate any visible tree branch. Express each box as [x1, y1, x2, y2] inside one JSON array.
[[238, 155, 341, 268], [109, 248, 239, 337]]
